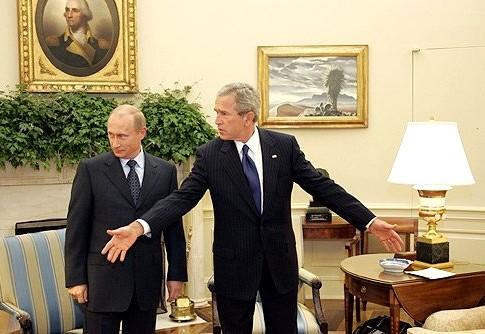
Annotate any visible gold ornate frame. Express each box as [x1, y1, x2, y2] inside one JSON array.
[[17, 0, 137, 93], [257, 45, 368, 128]]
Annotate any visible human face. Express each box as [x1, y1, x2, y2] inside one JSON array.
[[214, 94, 255, 142], [64, 0, 85, 32], [107, 114, 146, 159]]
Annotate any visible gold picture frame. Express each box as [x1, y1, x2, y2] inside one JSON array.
[[17, 0, 137, 93], [257, 45, 368, 128]]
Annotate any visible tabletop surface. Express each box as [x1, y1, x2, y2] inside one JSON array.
[[340, 253, 485, 284]]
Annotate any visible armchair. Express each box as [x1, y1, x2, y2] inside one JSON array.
[[407, 305, 485, 334], [207, 217, 328, 333], [0, 228, 84, 334]]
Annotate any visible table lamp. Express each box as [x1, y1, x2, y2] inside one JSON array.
[[388, 121, 475, 268]]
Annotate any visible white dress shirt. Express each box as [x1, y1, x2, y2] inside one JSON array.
[[121, 149, 151, 235], [235, 127, 264, 213], [119, 150, 145, 185]]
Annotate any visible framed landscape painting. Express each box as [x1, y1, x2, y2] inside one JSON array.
[[257, 45, 368, 128], [17, 0, 138, 93]]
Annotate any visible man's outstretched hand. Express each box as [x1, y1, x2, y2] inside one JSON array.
[[101, 222, 144, 263], [368, 218, 405, 253]]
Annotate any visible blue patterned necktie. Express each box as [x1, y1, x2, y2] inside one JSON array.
[[127, 160, 141, 205], [242, 145, 261, 213]]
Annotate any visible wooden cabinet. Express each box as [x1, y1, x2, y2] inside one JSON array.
[[302, 216, 360, 256]]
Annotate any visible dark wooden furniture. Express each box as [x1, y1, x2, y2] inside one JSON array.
[[15, 218, 67, 235], [341, 253, 485, 334], [357, 217, 418, 319], [302, 216, 361, 257]]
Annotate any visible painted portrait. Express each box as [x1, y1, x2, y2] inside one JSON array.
[[35, 0, 119, 77]]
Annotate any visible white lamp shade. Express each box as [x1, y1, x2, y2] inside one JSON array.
[[388, 121, 475, 188]]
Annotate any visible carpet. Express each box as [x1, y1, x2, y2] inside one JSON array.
[[194, 305, 213, 322]]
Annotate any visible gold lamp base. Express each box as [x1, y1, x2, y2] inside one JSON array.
[[414, 188, 453, 269]]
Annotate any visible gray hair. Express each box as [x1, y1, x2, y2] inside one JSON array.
[[217, 82, 260, 122], [109, 104, 146, 130], [66, 0, 93, 21]]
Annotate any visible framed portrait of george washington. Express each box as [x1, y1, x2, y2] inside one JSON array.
[[257, 45, 368, 128], [18, 0, 137, 93]]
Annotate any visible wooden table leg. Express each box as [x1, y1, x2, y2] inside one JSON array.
[[355, 297, 361, 323], [389, 290, 400, 334], [344, 281, 354, 334]]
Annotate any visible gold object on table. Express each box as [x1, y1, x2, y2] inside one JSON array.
[[169, 296, 196, 322]]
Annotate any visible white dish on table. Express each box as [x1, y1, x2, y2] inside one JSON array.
[[379, 258, 413, 273]]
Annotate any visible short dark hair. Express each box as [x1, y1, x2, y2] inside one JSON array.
[[217, 82, 260, 122]]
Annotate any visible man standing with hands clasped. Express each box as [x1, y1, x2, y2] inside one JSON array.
[[101, 83, 403, 334], [65, 105, 187, 334]]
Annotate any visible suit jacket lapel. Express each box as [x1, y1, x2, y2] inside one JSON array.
[[259, 128, 279, 214], [137, 153, 158, 208], [103, 153, 134, 206], [220, 140, 259, 214]]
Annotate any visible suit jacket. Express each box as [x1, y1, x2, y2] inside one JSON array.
[[141, 128, 375, 300], [47, 26, 109, 68], [65, 152, 187, 312]]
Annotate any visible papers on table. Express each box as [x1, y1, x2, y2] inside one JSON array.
[[405, 267, 456, 279]]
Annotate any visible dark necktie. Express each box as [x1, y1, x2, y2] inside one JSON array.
[[127, 160, 141, 205], [242, 145, 261, 213]]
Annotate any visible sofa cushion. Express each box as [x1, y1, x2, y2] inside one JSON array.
[[422, 306, 485, 332], [408, 328, 485, 334]]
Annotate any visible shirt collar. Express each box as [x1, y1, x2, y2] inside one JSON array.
[[234, 126, 260, 155], [120, 148, 145, 168]]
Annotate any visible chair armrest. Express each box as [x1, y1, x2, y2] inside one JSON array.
[[299, 267, 322, 289], [298, 268, 328, 333], [206, 275, 221, 334], [345, 235, 361, 257], [207, 275, 215, 293], [0, 301, 32, 332]]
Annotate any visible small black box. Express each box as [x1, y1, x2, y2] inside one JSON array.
[[306, 202, 332, 223]]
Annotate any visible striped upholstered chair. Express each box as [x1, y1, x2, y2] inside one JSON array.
[[208, 216, 328, 334], [0, 228, 84, 334]]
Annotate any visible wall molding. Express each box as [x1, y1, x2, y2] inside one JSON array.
[[202, 203, 485, 222], [0, 164, 76, 186], [199, 204, 485, 299]]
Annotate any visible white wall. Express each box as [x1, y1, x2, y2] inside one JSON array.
[[1, 0, 484, 299]]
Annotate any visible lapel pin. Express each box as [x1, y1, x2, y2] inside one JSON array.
[[272, 154, 278, 159]]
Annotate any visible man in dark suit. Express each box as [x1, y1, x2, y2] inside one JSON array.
[[101, 84, 404, 333], [65, 105, 187, 334]]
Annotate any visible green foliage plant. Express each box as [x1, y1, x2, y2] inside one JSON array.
[[141, 85, 216, 164], [0, 85, 215, 170], [0, 87, 115, 170]]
